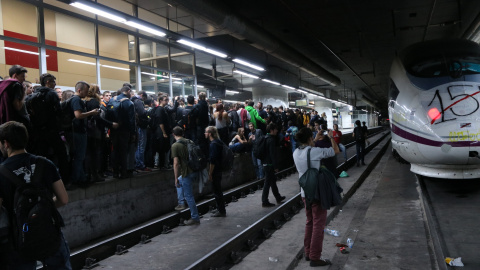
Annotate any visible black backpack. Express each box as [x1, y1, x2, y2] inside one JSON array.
[[253, 133, 267, 161], [58, 97, 74, 132], [354, 127, 365, 142], [106, 97, 128, 123], [177, 139, 207, 171], [228, 110, 240, 132], [213, 141, 234, 171], [177, 106, 194, 130], [25, 90, 50, 128], [0, 157, 63, 261]]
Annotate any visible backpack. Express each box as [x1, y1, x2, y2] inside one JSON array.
[[298, 148, 342, 209], [58, 97, 74, 132], [0, 157, 63, 261], [177, 106, 194, 130], [354, 127, 365, 142], [213, 141, 234, 171], [177, 139, 207, 172], [106, 97, 128, 123], [147, 106, 158, 131], [25, 90, 50, 128], [228, 110, 240, 132], [253, 133, 267, 161]]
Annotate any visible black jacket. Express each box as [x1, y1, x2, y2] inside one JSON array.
[[26, 86, 61, 131], [262, 134, 278, 169], [195, 100, 209, 127]]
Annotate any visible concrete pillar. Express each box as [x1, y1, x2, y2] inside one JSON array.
[[252, 86, 288, 108], [312, 98, 334, 128]]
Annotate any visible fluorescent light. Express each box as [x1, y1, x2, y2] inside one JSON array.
[[196, 85, 204, 88], [177, 39, 205, 50], [102, 65, 130, 71], [203, 48, 227, 58], [232, 58, 265, 71], [223, 99, 242, 103], [68, 59, 96, 65], [297, 89, 307, 94], [129, 41, 135, 44], [289, 101, 295, 104], [146, 91, 155, 94], [177, 39, 227, 58], [150, 77, 155, 80], [70, 2, 126, 23], [3, 47, 48, 56], [171, 77, 182, 81], [226, 90, 239, 94], [125, 21, 166, 37], [233, 69, 259, 79], [262, 79, 280, 85], [281, 85, 295, 90], [173, 81, 182, 84]]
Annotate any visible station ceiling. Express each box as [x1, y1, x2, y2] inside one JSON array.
[[126, 0, 480, 112]]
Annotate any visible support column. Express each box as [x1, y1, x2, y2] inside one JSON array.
[[252, 86, 288, 108]]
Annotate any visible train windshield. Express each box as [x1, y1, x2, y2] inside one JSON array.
[[407, 57, 480, 78]]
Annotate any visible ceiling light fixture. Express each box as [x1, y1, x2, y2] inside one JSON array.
[[262, 79, 280, 85], [232, 58, 265, 71], [177, 39, 227, 58], [297, 89, 307, 94], [70, 2, 126, 22], [3, 47, 48, 56], [281, 85, 295, 90], [125, 21, 166, 37], [226, 90, 239, 94], [196, 85, 204, 88], [173, 81, 182, 84], [68, 59, 96, 65], [233, 69, 259, 79], [102, 65, 130, 71]]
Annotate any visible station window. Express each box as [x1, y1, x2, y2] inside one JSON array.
[[0, 41, 40, 81], [170, 46, 193, 75], [138, 37, 169, 70], [44, 9, 95, 55], [140, 67, 170, 95], [99, 59, 134, 92], [52, 52, 97, 89], [98, 25, 135, 62], [0, 0, 38, 42], [138, 7, 168, 30]]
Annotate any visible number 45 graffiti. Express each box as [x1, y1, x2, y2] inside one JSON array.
[[427, 86, 480, 125]]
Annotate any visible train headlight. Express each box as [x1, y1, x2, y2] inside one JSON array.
[[428, 107, 441, 121]]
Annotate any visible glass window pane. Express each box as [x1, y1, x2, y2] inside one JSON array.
[[139, 38, 169, 70], [52, 52, 97, 89], [100, 60, 134, 92], [170, 46, 193, 75], [98, 25, 135, 61], [1, 0, 38, 42], [138, 8, 168, 29], [44, 9, 95, 55], [140, 67, 170, 95], [0, 41, 40, 81]]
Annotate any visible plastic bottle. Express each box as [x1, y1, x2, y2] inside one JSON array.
[[347, 238, 354, 248], [325, 228, 340, 237], [268, 257, 278, 262]]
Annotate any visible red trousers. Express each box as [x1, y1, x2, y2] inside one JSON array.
[[303, 198, 327, 260]]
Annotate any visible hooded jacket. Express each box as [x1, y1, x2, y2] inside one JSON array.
[[246, 106, 265, 129]]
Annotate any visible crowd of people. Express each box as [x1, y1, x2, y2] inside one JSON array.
[[0, 64, 370, 269]]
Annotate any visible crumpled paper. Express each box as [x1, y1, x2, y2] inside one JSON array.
[[445, 257, 464, 267]]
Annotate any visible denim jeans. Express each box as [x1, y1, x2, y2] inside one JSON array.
[[176, 185, 186, 206], [135, 127, 147, 169], [338, 143, 347, 160], [71, 132, 87, 184], [251, 151, 264, 179], [356, 141, 365, 163], [229, 142, 246, 153], [9, 232, 72, 270], [179, 172, 199, 220]]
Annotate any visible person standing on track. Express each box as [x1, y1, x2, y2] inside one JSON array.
[[171, 126, 200, 225], [261, 123, 286, 207], [293, 127, 338, 267], [206, 126, 227, 217]]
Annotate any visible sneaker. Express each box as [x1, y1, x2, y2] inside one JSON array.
[[174, 204, 187, 211], [211, 212, 226, 217], [184, 219, 200, 225], [262, 202, 275, 207], [141, 167, 152, 172], [276, 196, 286, 204], [310, 259, 331, 267]]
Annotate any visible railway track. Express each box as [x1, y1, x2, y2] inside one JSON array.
[[67, 128, 390, 270]]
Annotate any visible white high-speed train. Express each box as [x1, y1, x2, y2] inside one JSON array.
[[389, 39, 480, 179]]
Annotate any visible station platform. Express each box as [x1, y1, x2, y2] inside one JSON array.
[[72, 130, 404, 269]]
